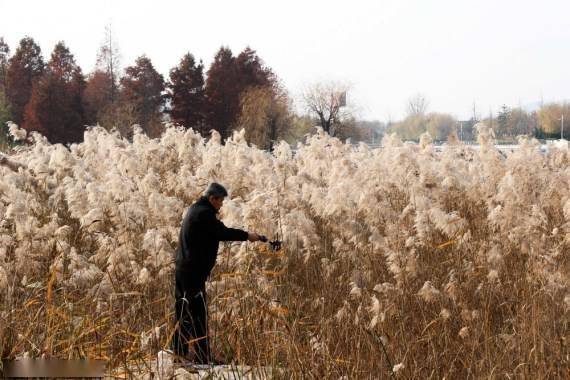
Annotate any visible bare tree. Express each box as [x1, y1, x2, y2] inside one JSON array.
[[407, 93, 429, 116], [302, 81, 351, 137], [96, 23, 121, 103]]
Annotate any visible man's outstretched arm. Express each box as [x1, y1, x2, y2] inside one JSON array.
[[204, 211, 262, 242]]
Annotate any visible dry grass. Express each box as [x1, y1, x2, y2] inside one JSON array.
[[0, 124, 568, 379]]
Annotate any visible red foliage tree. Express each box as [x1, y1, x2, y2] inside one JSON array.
[[5, 37, 44, 125], [204, 46, 275, 139], [83, 70, 114, 125], [120, 55, 165, 137], [235, 47, 274, 90], [23, 42, 86, 144], [167, 53, 206, 133], [204, 47, 238, 139]]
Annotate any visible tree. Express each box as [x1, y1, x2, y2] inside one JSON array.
[[0, 37, 9, 91], [205, 46, 275, 140], [496, 104, 511, 138], [98, 101, 139, 139], [0, 90, 12, 149], [5, 37, 44, 124], [237, 84, 291, 150], [96, 24, 121, 103], [407, 93, 429, 116], [538, 102, 570, 137], [285, 114, 314, 144], [120, 55, 165, 137], [389, 114, 425, 141], [167, 53, 206, 133], [83, 25, 122, 126], [302, 81, 351, 137], [83, 70, 115, 125], [425, 113, 456, 141], [23, 42, 86, 144], [235, 47, 274, 90], [204, 47, 237, 139], [507, 107, 533, 137]]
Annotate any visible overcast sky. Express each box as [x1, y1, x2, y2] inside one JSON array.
[[1, 0, 569, 121]]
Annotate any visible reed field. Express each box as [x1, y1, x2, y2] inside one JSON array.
[[0, 122, 568, 379]]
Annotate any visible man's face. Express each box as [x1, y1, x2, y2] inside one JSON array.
[[209, 195, 224, 211]]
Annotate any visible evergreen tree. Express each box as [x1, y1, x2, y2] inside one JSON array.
[[497, 104, 511, 138], [5, 37, 44, 124], [204, 47, 238, 139], [167, 53, 206, 133], [235, 47, 274, 89], [120, 55, 165, 137], [23, 42, 86, 144]]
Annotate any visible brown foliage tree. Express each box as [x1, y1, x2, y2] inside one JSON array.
[[120, 55, 165, 138], [167, 53, 206, 133], [23, 42, 86, 144], [235, 47, 274, 89], [205, 46, 275, 140], [83, 70, 115, 125], [204, 47, 239, 139], [5, 37, 44, 125]]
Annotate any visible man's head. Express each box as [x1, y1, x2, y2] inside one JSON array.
[[204, 182, 228, 211]]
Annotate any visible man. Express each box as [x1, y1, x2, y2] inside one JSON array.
[[171, 182, 264, 364]]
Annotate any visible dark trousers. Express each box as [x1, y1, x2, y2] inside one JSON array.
[[171, 268, 210, 363]]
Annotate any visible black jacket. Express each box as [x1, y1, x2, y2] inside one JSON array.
[[175, 196, 248, 287]]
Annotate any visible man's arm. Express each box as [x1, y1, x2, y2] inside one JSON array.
[[204, 211, 249, 242]]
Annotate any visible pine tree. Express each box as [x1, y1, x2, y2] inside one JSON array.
[[5, 37, 44, 125], [167, 53, 206, 133], [235, 47, 274, 90], [497, 104, 511, 138], [204, 47, 238, 139], [23, 42, 86, 144], [120, 55, 165, 137]]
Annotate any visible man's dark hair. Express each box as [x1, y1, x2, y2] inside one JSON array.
[[204, 183, 228, 198]]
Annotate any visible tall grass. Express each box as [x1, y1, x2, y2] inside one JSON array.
[[0, 124, 568, 378]]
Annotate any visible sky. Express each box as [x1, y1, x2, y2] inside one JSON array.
[[1, 0, 569, 121]]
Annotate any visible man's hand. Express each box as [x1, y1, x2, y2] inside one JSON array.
[[247, 232, 266, 242]]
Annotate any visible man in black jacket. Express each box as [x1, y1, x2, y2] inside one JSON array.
[[171, 183, 263, 364]]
